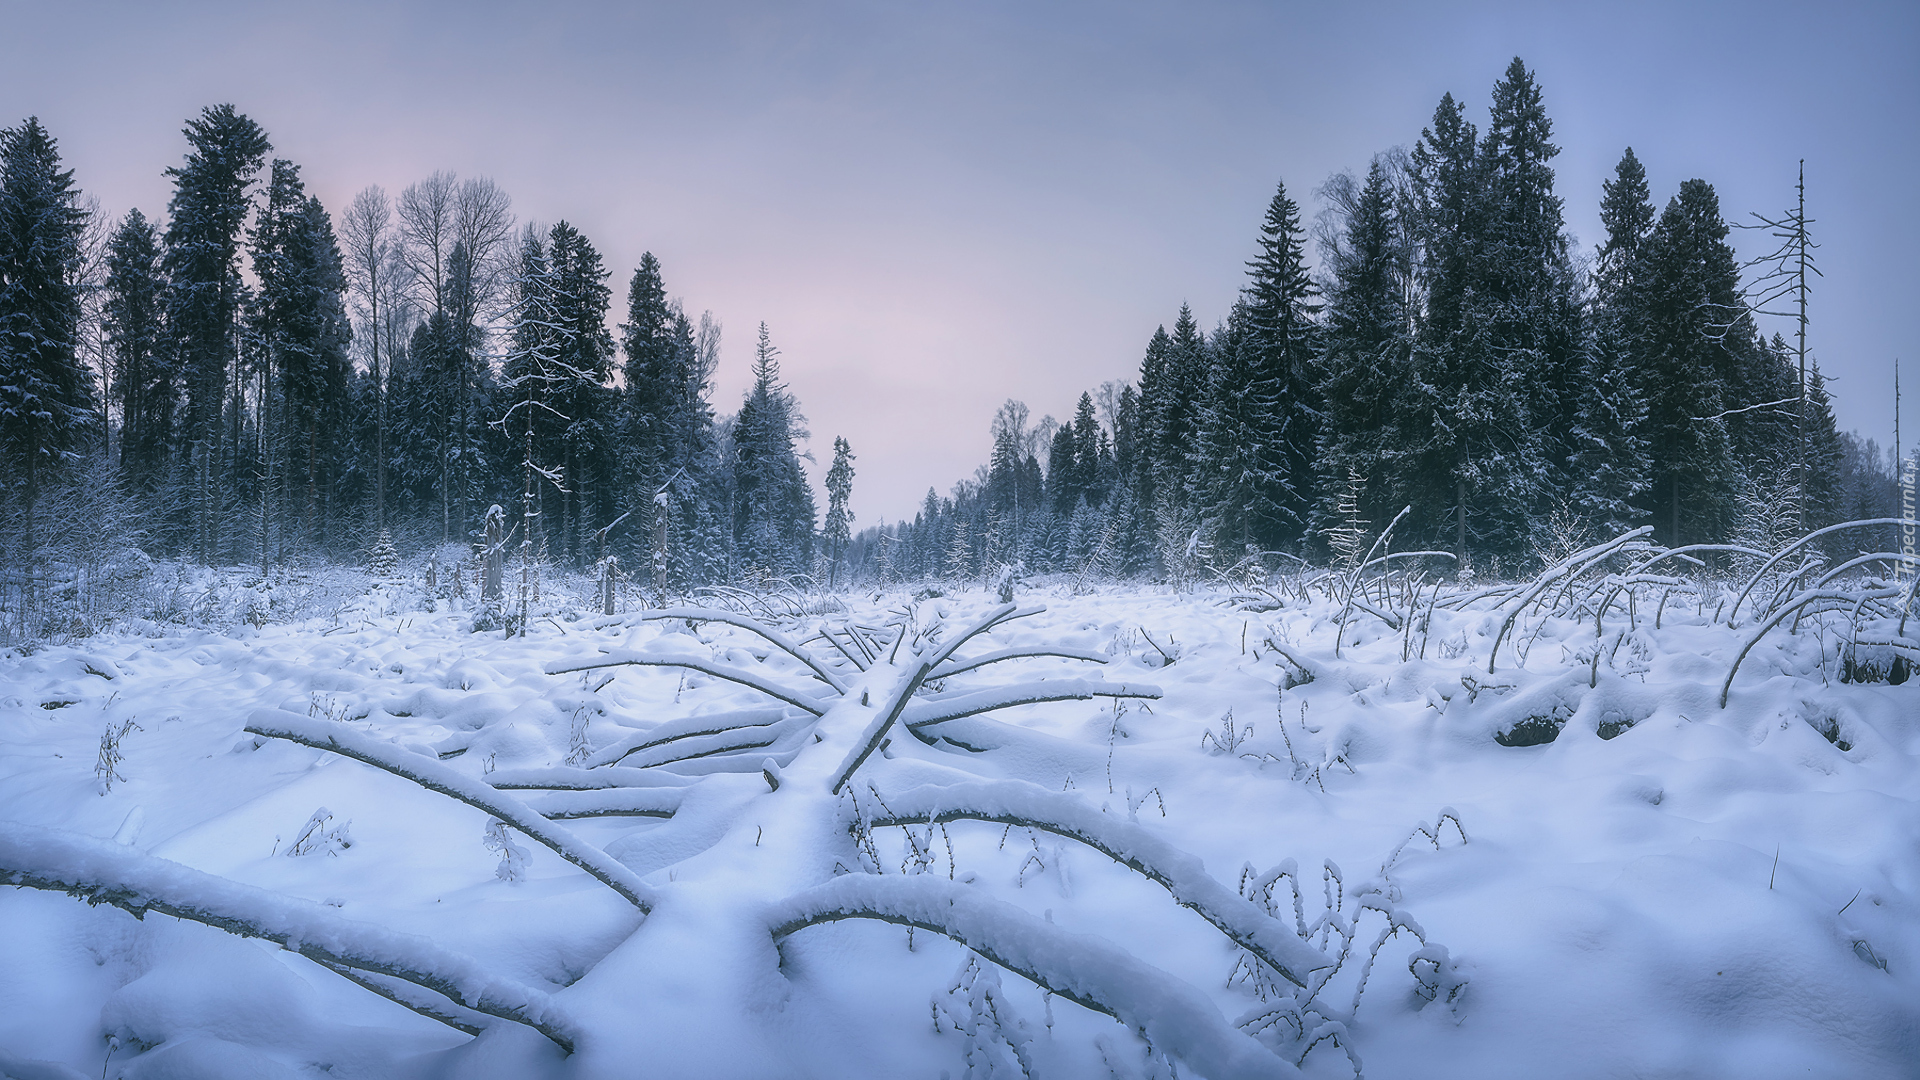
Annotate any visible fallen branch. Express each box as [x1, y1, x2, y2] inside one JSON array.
[[543, 653, 832, 716], [520, 788, 684, 820], [1719, 587, 1903, 707], [769, 874, 1291, 1080], [931, 645, 1110, 679], [901, 680, 1163, 730], [583, 707, 789, 768], [244, 710, 658, 912], [829, 658, 933, 796], [0, 821, 578, 1053], [856, 780, 1326, 988], [630, 608, 848, 692]]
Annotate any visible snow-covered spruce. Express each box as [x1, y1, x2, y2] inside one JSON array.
[[767, 874, 1294, 1080], [0, 821, 579, 1052]]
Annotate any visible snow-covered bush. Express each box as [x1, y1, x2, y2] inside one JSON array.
[[284, 807, 353, 857]]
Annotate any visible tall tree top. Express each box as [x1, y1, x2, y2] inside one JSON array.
[[164, 105, 270, 244], [1596, 147, 1654, 304], [1481, 58, 1566, 281], [751, 321, 783, 397], [623, 251, 672, 377], [1484, 58, 1558, 171]]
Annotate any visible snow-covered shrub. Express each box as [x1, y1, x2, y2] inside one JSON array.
[[284, 807, 353, 856], [1232, 817, 1471, 1077], [93, 718, 141, 794], [483, 818, 530, 883], [932, 952, 1037, 1079]]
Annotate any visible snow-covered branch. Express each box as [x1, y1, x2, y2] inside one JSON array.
[[855, 780, 1326, 988], [0, 821, 579, 1053], [768, 874, 1293, 1080], [628, 608, 849, 692], [543, 653, 832, 716], [1718, 587, 1903, 707], [828, 659, 934, 796], [901, 680, 1163, 731], [243, 710, 659, 912], [1727, 518, 1912, 624], [929, 645, 1110, 679], [519, 788, 683, 820], [1488, 528, 1655, 672], [582, 707, 789, 768]]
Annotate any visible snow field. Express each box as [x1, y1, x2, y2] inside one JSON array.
[[0, 576, 1915, 1078]]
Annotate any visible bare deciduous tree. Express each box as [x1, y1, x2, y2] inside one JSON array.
[[340, 186, 394, 529]]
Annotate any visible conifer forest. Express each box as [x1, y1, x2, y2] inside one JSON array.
[[1, 42, 1916, 1080]]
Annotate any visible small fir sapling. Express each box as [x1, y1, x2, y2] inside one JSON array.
[[366, 528, 399, 577]]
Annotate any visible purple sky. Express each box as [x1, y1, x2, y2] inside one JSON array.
[[6, 1, 1916, 525]]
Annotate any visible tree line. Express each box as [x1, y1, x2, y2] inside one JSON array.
[[3, 64, 1909, 612], [0, 105, 850, 604], [850, 58, 1906, 585]]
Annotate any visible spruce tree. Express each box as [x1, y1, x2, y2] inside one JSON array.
[[1594, 148, 1654, 311], [1404, 90, 1491, 562], [1316, 159, 1410, 546], [251, 160, 352, 553], [619, 252, 677, 569], [162, 105, 271, 561], [1635, 179, 1747, 545], [1566, 148, 1658, 540], [823, 435, 854, 586], [1404, 64, 1578, 564], [1803, 359, 1843, 532], [104, 209, 167, 494], [1477, 58, 1583, 556], [545, 221, 614, 564], [0, 117, 94, 559], [730, 323, 814, 577], [1155, 306, 1207, 512], [1235, 178, 1322, 547], [1132, 325, 1170, 514]]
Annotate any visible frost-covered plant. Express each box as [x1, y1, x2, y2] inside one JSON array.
[[94, 718, 140, 794], [483, 818, 530, 883], [1201, 709, 1253, 755], [1528, 499, 1594, 575], [241, 584, 273, 628], [991, 561, 1020, 604], [1274, 696, 1352, 791], [1325, 468, 1371, 575], [1231, 816, 1471, 1077], [565, 707, 592, 766], [285, 807, 353, 856], [932, 952, 1037, 1079]]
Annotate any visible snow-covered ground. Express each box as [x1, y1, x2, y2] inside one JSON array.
[[1, 571, 1916, 1079]]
